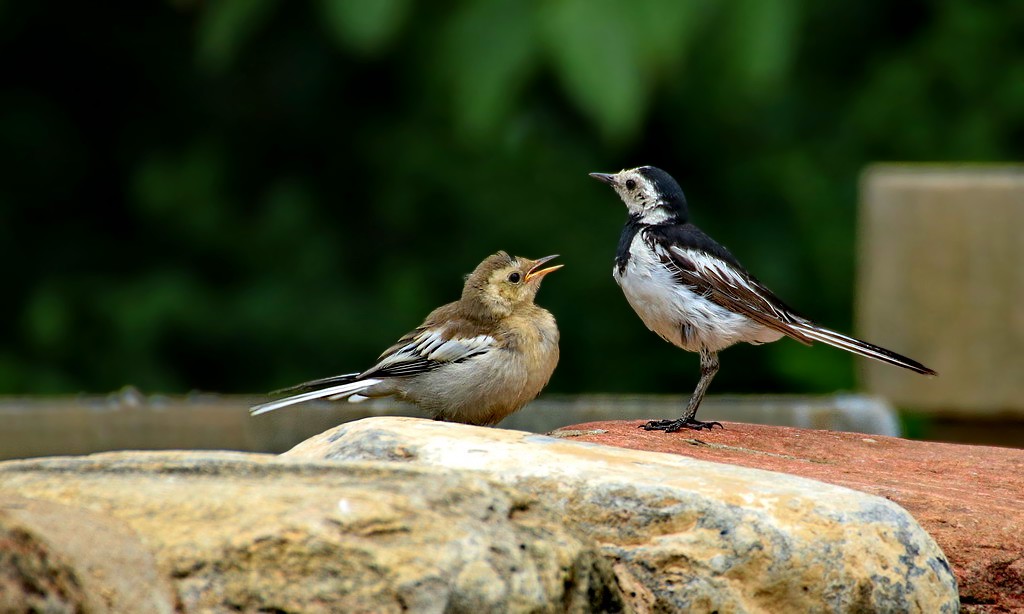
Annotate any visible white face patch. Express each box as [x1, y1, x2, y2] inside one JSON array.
[[607, 169, 675, 224]]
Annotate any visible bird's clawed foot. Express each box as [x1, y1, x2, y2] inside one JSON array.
[[640, 418, 723, 433]]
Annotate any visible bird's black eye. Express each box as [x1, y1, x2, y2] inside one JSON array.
[[508, 272, 522, 284], [625, 179, 637, 191]]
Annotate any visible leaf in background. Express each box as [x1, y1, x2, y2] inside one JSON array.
[[132, 141, 231, 240], [196, 0, 279, 74], [442, 0, 538, 139], [629, 0, 713, 74], [539, 0, 649, 143], [724, 0, 801, 95], [318, 0, 411, 56], [24, 285, 70, 353]]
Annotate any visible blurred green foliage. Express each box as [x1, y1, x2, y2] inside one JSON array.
[[1, 1, 1022, 396]]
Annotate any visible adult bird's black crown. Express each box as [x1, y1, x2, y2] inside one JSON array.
[[590, 165, 936, 433], [636, 166, 689, 218]]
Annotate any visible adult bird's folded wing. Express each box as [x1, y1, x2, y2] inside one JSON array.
[[656, 242, 816, 345], [657, 242, 936, 375]]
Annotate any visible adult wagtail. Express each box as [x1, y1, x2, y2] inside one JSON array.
[[590, 166, 935, 432], [251, 251, 561, 426]]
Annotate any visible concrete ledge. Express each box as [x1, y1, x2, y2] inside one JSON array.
[[0, 392, 899, 460]]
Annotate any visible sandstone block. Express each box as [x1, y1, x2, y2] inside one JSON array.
[[286, 417, 959, 613], [858, 165, 1024, 413]]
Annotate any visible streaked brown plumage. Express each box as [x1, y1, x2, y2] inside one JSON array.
[[251, 251, 561, 426]]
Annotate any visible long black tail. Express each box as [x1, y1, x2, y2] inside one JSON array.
[[792, 324, 936, 375]]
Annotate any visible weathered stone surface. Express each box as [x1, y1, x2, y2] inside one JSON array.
[[0, 451, 623, 613], [286, 417, 959, 613], [551, 419, 1024, 614], [0, 495, 176, 614], [858, 165, 1024, 414]]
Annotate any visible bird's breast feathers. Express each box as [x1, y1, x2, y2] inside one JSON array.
[[613, 228, 782, 351]]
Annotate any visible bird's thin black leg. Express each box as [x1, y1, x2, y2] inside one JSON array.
[[643, 348, 723, 432]]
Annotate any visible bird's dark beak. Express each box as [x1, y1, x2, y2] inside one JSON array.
[[525, 254, 562, 282], [588, 172, 617, 186]]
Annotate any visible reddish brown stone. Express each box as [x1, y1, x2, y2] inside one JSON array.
[[552, 421, 1024, 614]]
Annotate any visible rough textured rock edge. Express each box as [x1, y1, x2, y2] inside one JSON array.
[[285, 417, 960, 613], [556, 418, 1023, 614], [0, 451, 627, 613]]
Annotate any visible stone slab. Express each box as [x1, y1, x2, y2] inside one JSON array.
[[0, 392, 898, 460], [554, 419, 1024, 613]]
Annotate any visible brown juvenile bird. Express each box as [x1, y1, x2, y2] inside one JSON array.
[[251, 251, 562, 426]]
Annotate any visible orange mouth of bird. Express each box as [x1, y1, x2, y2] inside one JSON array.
[[524, 255, 562, 282]]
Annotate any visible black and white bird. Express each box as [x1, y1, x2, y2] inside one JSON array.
[[251, 251, 561, 426], [590, 166, 935, 432]]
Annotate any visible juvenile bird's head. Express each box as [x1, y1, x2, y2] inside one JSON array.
[[589, 166, 689, 224], [462, 251, 561, 319]]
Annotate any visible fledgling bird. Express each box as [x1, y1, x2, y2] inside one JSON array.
[[590, 166, 935, 432], [251, 252, 562, 426]]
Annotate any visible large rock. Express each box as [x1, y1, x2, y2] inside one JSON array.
[[0, 451, 623, 613], [286, 417, 959, 613], [0, 496, 176, 613], [551, 419, 1024, 614]]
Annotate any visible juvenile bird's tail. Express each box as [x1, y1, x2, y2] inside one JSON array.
[[250, 376, 384, 416], [791, 323, 936, 375]]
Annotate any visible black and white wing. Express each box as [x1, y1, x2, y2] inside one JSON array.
[[361, 327, 497, 379], [645, 223, 816, 344], [646, 223, 935, 374]]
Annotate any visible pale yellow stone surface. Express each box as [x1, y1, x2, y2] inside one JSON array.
[[0, 496, 176, 614], [0, 450, 620, 613]]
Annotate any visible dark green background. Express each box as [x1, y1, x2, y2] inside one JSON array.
[[3, 1, 1022, 396]]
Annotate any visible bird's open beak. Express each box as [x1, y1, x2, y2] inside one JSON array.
[[524, 254, 563, 282], [588, 172, 616, 186]]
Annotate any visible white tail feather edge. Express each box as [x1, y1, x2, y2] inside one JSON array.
[[250, 378, 383, 416], [792, 324, 932, 374]]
